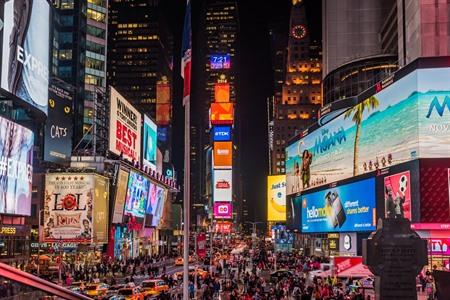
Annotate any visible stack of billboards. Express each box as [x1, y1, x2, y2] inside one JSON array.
[[285, 62, 450, 255], [210, 67, 233, 226]]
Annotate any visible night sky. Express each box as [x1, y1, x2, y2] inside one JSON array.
[[163, 0, 321, 223]]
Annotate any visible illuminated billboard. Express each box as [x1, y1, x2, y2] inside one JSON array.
[[286, 67, 450, 195], [124, 171, 149, 225], [1, 0, 50, 114], [384, 171, 411, 220], [109, 87, 142, 163], [210, 54, 231, 69], [214, 202, 232, 219], [267, 175, 286, 221], [43, 174, 109, 243], [0, 117, 33, 216], [213, 126, 232, 141], [112, 169, 129, 224], [213, 169, 232, 202], [210, 103, 234, 125], [143, 115, 157, 170], [301, 178, 376, 233], [44, 83, 73, 164], [214, 83, 230, 103], [213, 142, 232, 168], [152, 186, 167, 227]]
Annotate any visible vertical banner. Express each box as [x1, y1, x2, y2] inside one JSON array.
[[44, 174, 94, 243], [44, 83, 73, 164], [93, 175, 109, 244], [197, 233, 206, 258], [112, 169, 129, 224], [267, 175, 286, 221], [384, 171, 411, 220], [143, 115, 157, 170], [156, 82, 171, 126]]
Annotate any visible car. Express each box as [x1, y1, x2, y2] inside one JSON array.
[[270, 269, 293, 282], [84, 283, 109, 298], [113, 287, 144, 300], [175, 256, 195, 266], [141, 279, 169, 297], [175, 266, 209, 280]]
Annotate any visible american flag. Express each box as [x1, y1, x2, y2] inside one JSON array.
[[181, 0, 192, 106]]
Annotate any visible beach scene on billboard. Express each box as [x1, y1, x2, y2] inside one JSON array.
[[43, 174, 94, 242], [384, 171, 411, 220], [286, 68, 450, 195], [301, 178, 376, 233], [0, 117, 34, 215], [124, 172, 149, 219]]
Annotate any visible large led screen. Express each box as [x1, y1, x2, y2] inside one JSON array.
[[124, 171, 149, 220], [301, 178, 376, 233], [214, 202, 232, 219], [44, 174, 95, 242], [210, 103, 234, 125], [384, 171, 411, 220], [286, 67, 450, 195], [143, 115, 157, 170], [109, 87, 142, 162], [213, 142, 232, 168], [267, 175, 286, 221], [1, 0, 50, 114], [213, 169, 232, 202], [213, 126, 231, 142], [0, 117, 33, 215], [214, 83, 230, 103], [152, 185, 167, 227], [210, 54, 231, 69]]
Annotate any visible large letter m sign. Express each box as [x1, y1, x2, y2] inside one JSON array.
[[426, 96, 450, 118]]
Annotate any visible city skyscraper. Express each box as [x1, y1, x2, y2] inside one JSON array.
[[52, 0, 109, 152], [269, 0, 322, 175], [190, 0, 240, 225], [107, 0, 173, 119]]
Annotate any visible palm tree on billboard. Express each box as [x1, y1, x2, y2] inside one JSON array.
[[344, 96, 379, 176]]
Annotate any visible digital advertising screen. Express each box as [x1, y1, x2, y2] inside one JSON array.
[[286, 67, 450, 196], [1, 0, 50, 114], [213, 126, 232, 141], [44, 83, 73, 164], [112, 169, 129, 224], [0, 116, 33, 216], [210, 103, 234, 125], [213, 141, 232, 168], [384, 171, 411, 220], [214, 202, 232, 219], [287, 195, 302, 230], [109, 87, 142, 162], [267, 175, 286, 221], [214, 83, 230, 103], [301, 178, 376, 233], [152, 186, 167, 227], [124, 171, 149, 220], [210, 54, 231, 69], [44, 174, 95, 242], [213, 169, 232, 202], [143, 115, 157, 170]]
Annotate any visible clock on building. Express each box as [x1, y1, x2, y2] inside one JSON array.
[[292, 24, 307, 39]]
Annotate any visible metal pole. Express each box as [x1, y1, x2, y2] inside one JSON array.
[[194, 232, 197, 294], [210, 225, 213, 276], [182, 99, 190, 300]]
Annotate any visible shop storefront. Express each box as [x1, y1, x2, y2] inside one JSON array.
[[412, 224, 450, 270], [0, 224, 30, 263]]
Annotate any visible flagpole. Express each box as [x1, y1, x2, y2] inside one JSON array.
[[183, 98, 190, 300]]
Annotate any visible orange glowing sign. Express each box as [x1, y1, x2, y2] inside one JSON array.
[[156, 83, 171, 104], [214, 83, 230, 103], [210, 103, 234, 125], [213, 142, 232, 168], [214, 221, 232, 233], [156, 104, 171, 125]]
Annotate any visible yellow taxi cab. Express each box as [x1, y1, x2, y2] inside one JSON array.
[[141, 279, 169, 297], [84, 283, 109, 298], [175, 256, 195, 266], [175, 266, 208, 280], [117, 287, 144, 300]]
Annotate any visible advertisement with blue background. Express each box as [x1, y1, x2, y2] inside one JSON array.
[[286, 67, 450, 195], [301, 178, 376, 233], [143, 115, 157, 170], [213, 126, 232, 141]]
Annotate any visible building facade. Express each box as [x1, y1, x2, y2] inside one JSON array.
[[270, 0, 322, 175]]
